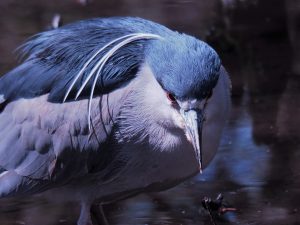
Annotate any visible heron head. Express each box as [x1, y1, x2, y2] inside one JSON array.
[[145, 34, 221, 172]]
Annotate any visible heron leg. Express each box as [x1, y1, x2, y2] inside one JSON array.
[[91, 204, 109, 225], [78, 202, 93, 225]]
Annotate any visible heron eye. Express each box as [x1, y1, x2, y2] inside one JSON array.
[[166, 92, 176, 103]]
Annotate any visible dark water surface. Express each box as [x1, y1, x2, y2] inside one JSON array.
[[0, 0, 300, 224]]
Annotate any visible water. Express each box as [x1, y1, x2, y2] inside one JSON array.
[[0, 0, 300, 224]]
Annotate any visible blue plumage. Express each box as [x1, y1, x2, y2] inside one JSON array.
[[0, 17, 220, 103], [0, 17, 167, 102], [146, 34, 220, 100]]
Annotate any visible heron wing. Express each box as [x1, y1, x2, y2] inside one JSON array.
[[0, 17, 162, 195], [0, 17, 167, 103], [0, 87, 130, 196]]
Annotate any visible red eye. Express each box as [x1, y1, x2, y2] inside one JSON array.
[[166, 92, 176, 103]]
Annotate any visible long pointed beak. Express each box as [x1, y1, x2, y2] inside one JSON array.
[[180, 109, 204, 173]]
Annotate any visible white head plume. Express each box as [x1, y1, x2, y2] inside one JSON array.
[[63, 33, 163, 130]]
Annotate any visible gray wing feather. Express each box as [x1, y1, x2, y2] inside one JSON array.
[[0, 92, 122, 196]]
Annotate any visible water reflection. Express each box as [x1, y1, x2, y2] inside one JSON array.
[[200, 92, 271, 188], [0, 0, 300, 224], [286, 0, 300, 75]]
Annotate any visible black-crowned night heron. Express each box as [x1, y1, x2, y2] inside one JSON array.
[[0, 17, 231, 225]]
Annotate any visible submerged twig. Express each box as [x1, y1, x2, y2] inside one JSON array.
[[202, 193, 237, 225]]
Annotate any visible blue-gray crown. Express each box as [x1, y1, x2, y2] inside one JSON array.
[[145, 34, 221, 100]]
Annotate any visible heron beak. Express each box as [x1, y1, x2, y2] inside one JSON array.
[[180, 109, 204, 173]]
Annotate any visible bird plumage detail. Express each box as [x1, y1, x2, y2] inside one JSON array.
[[0, 17, 230, 225]]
